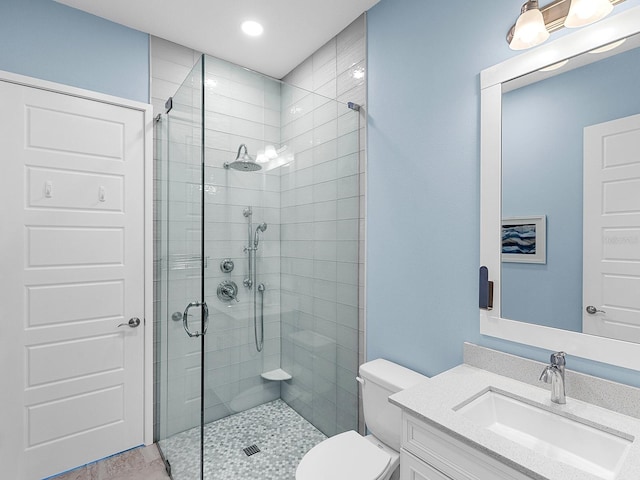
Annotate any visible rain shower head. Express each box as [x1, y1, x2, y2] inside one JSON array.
[[224, 144, 261, 171]]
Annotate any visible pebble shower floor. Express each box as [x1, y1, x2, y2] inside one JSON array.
[[161, 399, 327, 480]]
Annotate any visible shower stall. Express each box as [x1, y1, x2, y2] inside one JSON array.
[[155, 55, 362, 479]]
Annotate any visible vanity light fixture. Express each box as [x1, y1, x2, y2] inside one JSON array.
[[565, 0, 613, 27], [507, 0, 624, 50], [510, 1, 550, 50]]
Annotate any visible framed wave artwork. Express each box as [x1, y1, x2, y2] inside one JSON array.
[[501, 215, 546, 264]]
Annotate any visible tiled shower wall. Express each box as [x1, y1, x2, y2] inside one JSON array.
[[201, 56, 282, 422], [280, 16, 366, 436], [151, 13, 366, 439]]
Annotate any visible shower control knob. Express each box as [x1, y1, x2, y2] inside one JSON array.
[[218, 280, 239, 303], [220, 258, 234, 273]]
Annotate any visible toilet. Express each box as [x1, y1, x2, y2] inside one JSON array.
[[295, 359, 428, 480]]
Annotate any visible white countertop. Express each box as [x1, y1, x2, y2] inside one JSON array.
[[390, 364, 640, 480]]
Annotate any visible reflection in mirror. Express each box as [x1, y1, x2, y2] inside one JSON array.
[[501, 33, 640, 340], [480, 6, 640, 370]]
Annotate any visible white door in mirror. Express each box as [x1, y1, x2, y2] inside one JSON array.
[[583, 113, 640, 342]]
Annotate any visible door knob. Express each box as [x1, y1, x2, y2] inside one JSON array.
[[118, 317, 141, 328], [585, 306, 606, 315]]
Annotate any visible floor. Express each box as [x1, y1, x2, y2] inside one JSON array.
[[161, 399, 327, 480], [53, 399, 325, 480], [51, 444, 169, 480]]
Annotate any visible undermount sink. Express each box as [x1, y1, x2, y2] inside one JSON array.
[[454, 388, 633, 480]]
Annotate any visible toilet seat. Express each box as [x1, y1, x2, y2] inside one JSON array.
[[295, 431, 392, 480]]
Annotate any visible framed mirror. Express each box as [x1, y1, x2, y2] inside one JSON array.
[[480, 6, 640, 371]]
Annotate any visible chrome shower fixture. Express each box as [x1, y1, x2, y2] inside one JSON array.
[[240, 208, 267, 353], [254, 223, 267, 247], [224, 144, 262, 171]]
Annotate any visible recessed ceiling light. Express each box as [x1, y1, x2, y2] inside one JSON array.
[[241, 20, 264, 37]]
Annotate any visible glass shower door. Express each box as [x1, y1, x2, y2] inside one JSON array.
[[157, 57, 206, 480], [157, 52, 362, 480]]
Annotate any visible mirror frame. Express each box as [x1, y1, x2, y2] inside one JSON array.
[[480, 5, 640, 371]]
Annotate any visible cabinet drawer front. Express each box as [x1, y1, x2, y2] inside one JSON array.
[[401, 450, 451, 480], [403, 414, 531, 480]]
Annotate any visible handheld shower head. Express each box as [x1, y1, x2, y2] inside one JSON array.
[[254, 223, 267, 247]]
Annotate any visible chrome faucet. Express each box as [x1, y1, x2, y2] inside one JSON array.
[[539, 351, 566, 404]]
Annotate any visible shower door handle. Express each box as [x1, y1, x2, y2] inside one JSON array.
[[183, 301, 209, 337]]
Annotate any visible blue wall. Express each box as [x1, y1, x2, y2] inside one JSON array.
[[0, 0, 149, 103], [502, 48, 640, 331], [366, 0, 640, 387]]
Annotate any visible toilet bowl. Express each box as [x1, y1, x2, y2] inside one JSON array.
[[295, 359, 428, 480], [296, 431, 399, 480]]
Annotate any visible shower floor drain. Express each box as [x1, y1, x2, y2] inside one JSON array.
[[243, 444, 260, 457]]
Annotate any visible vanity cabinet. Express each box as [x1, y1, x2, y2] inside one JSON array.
[[401, 450, 450, 480], [400, 412, 531, 480]]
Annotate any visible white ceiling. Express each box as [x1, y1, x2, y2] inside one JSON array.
[[54, 0, 380, 79]]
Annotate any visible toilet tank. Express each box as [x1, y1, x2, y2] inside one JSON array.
[[359, 359, 428, 451]]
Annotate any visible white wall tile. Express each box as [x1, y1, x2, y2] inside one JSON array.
[[312, 39, 337, 73], [337, 175, 359, 199], [313, 58, 338, 92], [312, 180, 337, 203], [313, 200, 337, 222], [314, 102, 339, 128], [152, 37, 200, 68]]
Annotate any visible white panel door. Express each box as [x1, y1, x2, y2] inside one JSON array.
[[0, 80, 145, 479], [583, 114, 640, 342]]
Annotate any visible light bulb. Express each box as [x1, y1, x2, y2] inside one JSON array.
[[564, 0, 613, 28], [510, 7, 550, 50]]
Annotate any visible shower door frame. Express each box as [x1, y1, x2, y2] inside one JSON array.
[[196, 58, 207, 480], [156, 56, 209, 480]]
